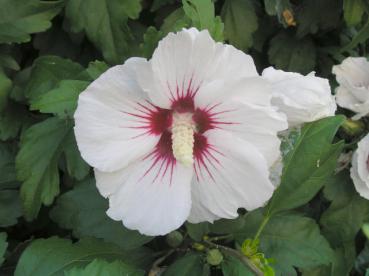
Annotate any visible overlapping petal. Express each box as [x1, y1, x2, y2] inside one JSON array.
[[333, 57, 369, 118], [74, 58, 160, 172], [96, 158, 193, 236], [350, 134, 369, 199], [262, 67, 336, 126], [188, 129, 275, 223], [135, 28, 259, 108]]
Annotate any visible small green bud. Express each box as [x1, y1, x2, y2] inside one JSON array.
[[241, 239, 259, 257], [363, 223, 369, 239], [166, 231, 183, 248], [206, 249, 223, 266], [192, 242, 206, 251], [341, 119, 365, 136]]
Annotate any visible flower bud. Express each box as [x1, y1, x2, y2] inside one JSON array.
[[166, 231, 183, 248], [341, 119, 365, 136], [206, 249, 223, 266]]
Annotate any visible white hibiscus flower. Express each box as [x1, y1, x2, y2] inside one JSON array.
[[351, 134, 369, 199], [262, 67, 336, 127], [74, 28, 287, 236], [333, 57, 369, 119]]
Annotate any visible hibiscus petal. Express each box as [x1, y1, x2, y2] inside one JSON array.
[[136, 28, 258, 108], [96, 157, 193, 236], [194, 76, 274, 108], [351, 151, 369, 199], [188, 129, 275, 223], [74, 58, 160, 172], [196, 99, 287, 167]]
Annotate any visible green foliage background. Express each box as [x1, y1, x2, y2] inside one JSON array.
[[1, 0, 369, 275]]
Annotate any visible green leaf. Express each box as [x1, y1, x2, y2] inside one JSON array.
[[65, 0, 141, 64], [24, 56, 85, 102], [321, 170, 369, 247], [62, 132, 90, 180], [0, 54, 19, 70], [0, 101, 31, 141], [0, 142, 22, 227], [267, 116, 345, 215], [30, 80, 89, 119], [221, 0, 258, 50], [0, 142, 18, 190], [0, 190, 22, 227], [302, 244, 356, 276], [344, 0, 365, 26], [163, 253, 205, 276], [50, 178, 152, 250], [0, 232, 7, 266], [0, 71, 12, 112], [64, 259, 145, 276], [0, 0, 64, 44], [186, 222, 210, 241], [16, 117, 72, 220], [235, 211, 334, 275], [182, 0, 224, 41], [151, 0, 176, 11], [268, 31, 316, 74], [295, 0, 342, 38], [85, 61, 109, 80], [140, 27, 163, 59], [161, 8, 191, 36], [14, 237, 153, 276], [221, 255, 254, 276]]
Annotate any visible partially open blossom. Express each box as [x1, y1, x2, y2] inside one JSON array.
[[351, 134, 369, 199], [333, 57, 369, 119], [262, 67, 336, 127], [74, 28, 287, 236]]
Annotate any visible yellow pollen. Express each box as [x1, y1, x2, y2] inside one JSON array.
[[282, 9, 296, 26], [171, 113, 195, 167]]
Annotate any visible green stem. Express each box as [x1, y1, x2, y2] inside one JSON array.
[[207, 234, 233, 242], [254, 214, 270, 241]]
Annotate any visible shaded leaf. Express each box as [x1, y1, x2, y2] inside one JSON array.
[[268, 31, 316, 74], [221, 255, 254, 276], [50, 178, 152, 250], [16, 117, 72, 220], [64, 259, 144, 276], [14, 237, 153, 276], [65, 0, 142, 64], [221, 0, 258, 50], [235, 211, 334, 275], [0, 142, 22, 227], [24, 56, 84, 101], [295, 0, 342, 38], [0, 71, 11, 112], [321, 170, 369, 247], [163, 253, 205, 276], [0, 102, 30, 141], [0, 233, 7, 266], [62, 132, 90, 180], [0, 0, 63, 43]]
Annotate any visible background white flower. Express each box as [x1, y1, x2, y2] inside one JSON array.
[[74, 28, 287, 236], [262, 67, 336, 127], [351, 134, 369, 199], [333, 57, 369, 119]]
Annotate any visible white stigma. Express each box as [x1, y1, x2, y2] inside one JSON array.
[[171, 113, 195, 167]]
